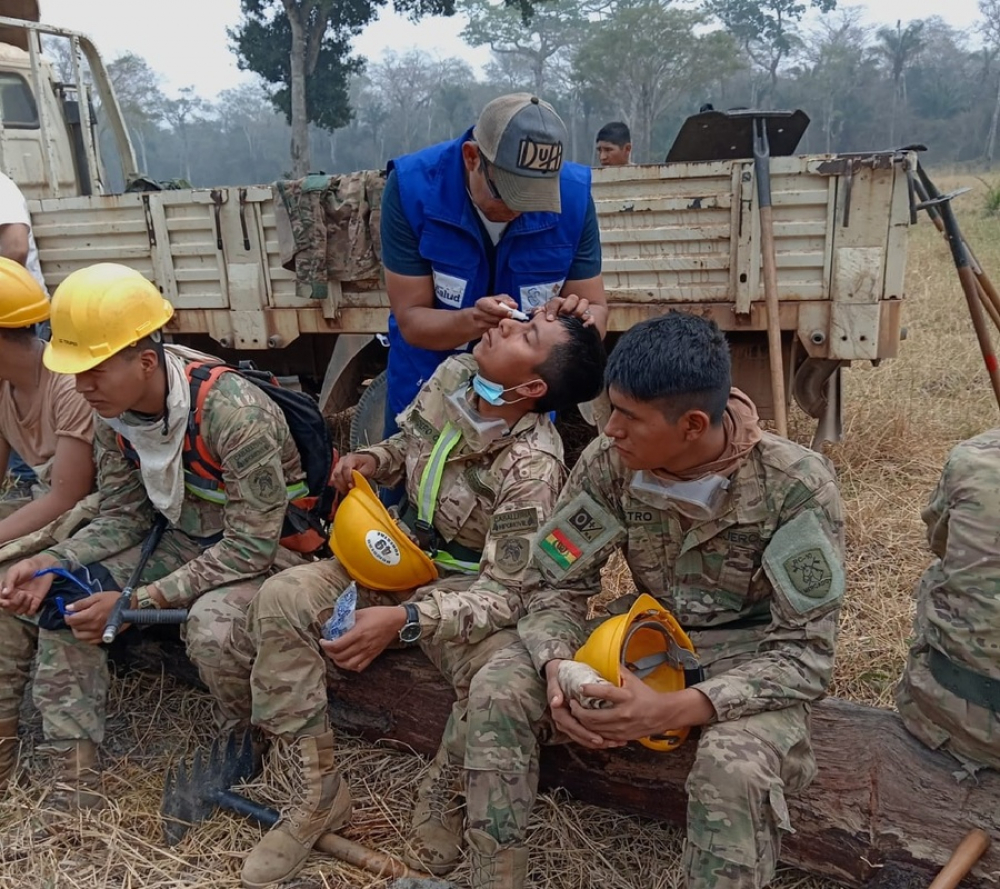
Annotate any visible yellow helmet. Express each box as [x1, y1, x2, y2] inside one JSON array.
[[575, 593, 699, 752], [43, 263, 174, 374], [330, 470, 438, 592], [0, 256, 48, 327]]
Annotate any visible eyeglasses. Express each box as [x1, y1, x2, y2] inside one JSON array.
[[479, 153, 504, 202]]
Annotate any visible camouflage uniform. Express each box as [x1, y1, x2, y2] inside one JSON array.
[[274, 171, 384, 301], [224, 354, 566, 757], [464, 431, 845, 889], [895, 429, 1000, 772], [0, 370, 306, 742]]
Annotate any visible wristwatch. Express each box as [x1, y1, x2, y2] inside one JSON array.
[[399, 603, 422, 643]]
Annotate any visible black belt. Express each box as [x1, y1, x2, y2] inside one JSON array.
[[399, 504, 482, 565], [929, 648, 1000, 713]]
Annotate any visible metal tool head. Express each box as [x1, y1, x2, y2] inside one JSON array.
[[915, 187, 971, 211], [666, 108, 810, 163], [160, 730, 258, 846]]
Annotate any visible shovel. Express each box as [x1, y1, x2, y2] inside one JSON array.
[[161, 731, 426, 880]]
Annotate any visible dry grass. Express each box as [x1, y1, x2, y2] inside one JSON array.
[[3, 172, 999, 888]]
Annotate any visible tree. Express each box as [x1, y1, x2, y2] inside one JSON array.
[[705, 0, 837, 105], [231, 0, 542, 176], [573, 1, 740, 162], [981, 0, 1000, 166], [875, 19, 925, 144], [161, 87, 210, 183], [105, 53, 168, 173], [798, 10, 877, 152], [461, 0, 591, 95], [230, 1, 370, 176]]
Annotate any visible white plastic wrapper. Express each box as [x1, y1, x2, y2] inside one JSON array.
[[557, 660, 614, 710], [322, 581, 358, 641]]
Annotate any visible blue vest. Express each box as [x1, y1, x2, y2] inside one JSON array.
[[385, 128, 592, 417]]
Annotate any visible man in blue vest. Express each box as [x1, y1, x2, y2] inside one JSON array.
[[381, 93, 607, 439]]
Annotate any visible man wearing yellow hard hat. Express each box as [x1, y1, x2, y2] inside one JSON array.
[[0, 257, 99, 794], [0, 263, 307, 813], [460, 312, 846, 889], [0, 257, 94, 545], [220, 312, 606, 888]]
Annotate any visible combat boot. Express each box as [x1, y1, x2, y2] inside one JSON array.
[[467, 828, 529, 889], [40, 739, 104, 815], [0, 717, 18, 793], [402, 744, 466, 874], [241, 730, 352, 888]]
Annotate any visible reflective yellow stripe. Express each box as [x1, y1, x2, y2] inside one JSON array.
[[416, 423, 481, 573], [286, 480, 309, 501], [433, 552, 480, 575], [185, 476, 311, 506], [417, 422, 463, 528]]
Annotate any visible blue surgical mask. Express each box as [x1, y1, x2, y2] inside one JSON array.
[[471, 373, 540, 406]]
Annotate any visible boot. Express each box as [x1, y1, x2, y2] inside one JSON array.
[[402, 745, 466, 874], [467, 828, 529, 889], [0, 717, 18, 793], [40, 739, 104, 816], [241, 730, 352, 889]]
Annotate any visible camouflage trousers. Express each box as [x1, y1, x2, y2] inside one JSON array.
[[223, 557, 520, 746], [0, 528, 297, 743], [896, 642, 1000, 773], [463, 638, 817, 889]]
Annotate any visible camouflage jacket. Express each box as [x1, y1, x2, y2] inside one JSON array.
[[357, 354, 566, 646], [896, 429, 1000, 768], [521, 432, 845, 722], [46, 371, 305, 606]]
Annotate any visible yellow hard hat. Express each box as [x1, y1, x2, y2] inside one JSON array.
[[575, 593, 699, 752], [43, 263, 174, 374], [0, 256, 48, 327], [330, 470, 438, 592]]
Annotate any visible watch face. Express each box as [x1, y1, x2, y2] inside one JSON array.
[[399, 622, 422, 644]]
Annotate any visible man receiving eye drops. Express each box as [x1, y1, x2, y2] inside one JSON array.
[[219, 311, 607, 889]]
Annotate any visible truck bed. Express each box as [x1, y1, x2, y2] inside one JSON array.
[[29, 151, 913, 365]]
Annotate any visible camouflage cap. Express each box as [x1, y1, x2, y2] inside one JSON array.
[[473, 93, 566, 213]]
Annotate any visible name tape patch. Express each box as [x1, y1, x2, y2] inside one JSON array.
[[491, 507, 539, 537]]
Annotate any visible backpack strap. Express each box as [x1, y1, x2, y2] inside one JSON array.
[[184, 361, 233, 484]]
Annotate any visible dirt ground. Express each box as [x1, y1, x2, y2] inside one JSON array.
[[2, 172, 998, 888]]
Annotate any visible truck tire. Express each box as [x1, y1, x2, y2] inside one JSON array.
[[350, 370, 388, 451]]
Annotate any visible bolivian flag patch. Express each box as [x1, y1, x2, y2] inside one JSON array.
[[533, 490, 624, 582], [539, 529, 581, 569]]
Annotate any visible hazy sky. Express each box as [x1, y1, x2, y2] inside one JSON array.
[[39, 0, 986, 101]]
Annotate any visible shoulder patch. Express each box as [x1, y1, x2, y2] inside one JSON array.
[[534, 489, 624, 582], [491, 507, 539, 537], [494, 536, 531, 574], [248, 464, 282, 502], [763, 510, 844, 615]]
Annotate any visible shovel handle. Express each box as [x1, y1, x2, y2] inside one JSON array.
[[928, 829, 991, 889], [213, 788, 425, 880]]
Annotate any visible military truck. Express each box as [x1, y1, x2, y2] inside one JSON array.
[[1, 13, 914, 446]]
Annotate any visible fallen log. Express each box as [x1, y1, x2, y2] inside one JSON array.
[[120, 634, 1000, 889]]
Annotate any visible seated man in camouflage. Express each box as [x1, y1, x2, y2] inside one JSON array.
[[222, 311, 606, 889], [458, 311, 846, 889], [0, 263, 308, 809], [895, 430, 1000, 774]]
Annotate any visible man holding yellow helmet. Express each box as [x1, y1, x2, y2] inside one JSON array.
[[459, 311, 846, 889], [221, 311, 606, 889], [0, 263, 308, 814]]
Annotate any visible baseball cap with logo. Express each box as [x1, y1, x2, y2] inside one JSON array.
[[473, 93, 567, 213]]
